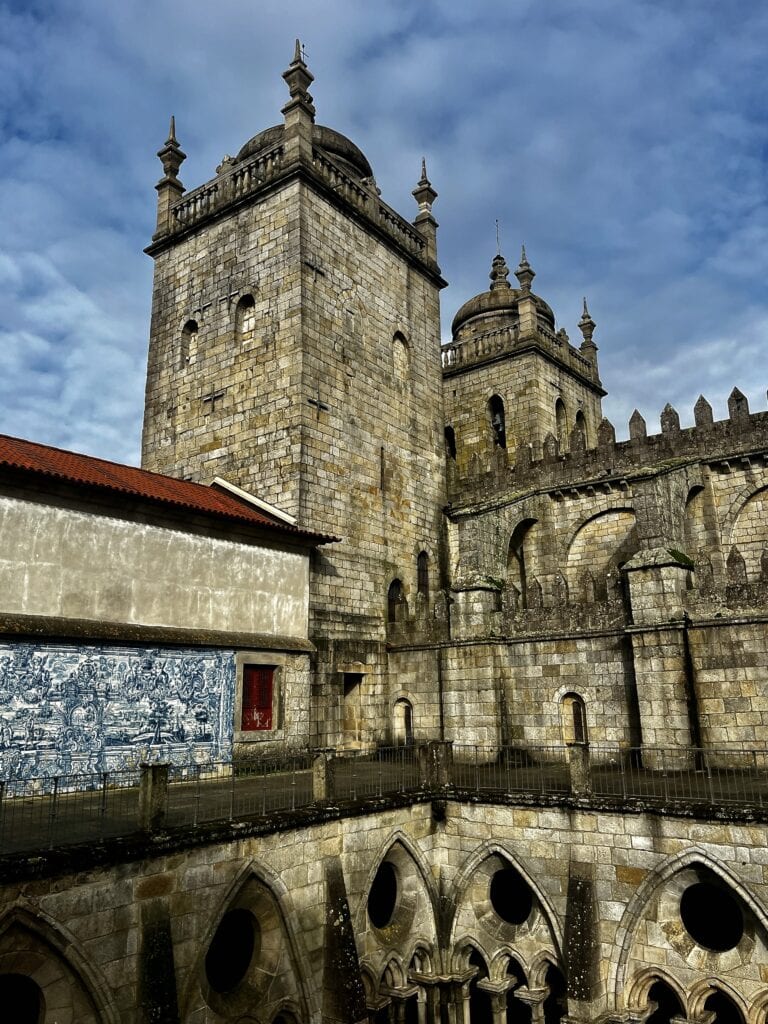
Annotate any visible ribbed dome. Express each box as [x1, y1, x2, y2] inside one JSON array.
[[236, 123, 373, 180], [451, 253, 555, 339]]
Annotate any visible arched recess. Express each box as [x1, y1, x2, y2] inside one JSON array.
[[387, 579, 407, 624], [506, 519, 540, 613], [729, 485, 768, 581], [613, 847, 768, 1009], [357, 831, 440, 973], [180, 318, 198, 368], [445, 426, 457, 461], [573, 409, 587, 448], [0, 904, 119, 1024], [447, 841, 564, 977], [560, 693, 587, 744], [393, 331, 409, 382], [488, 395, 507, 450], [182, 857, 314, 1024], [393, 698, 414, 746], [683, 485, 707, 559], [555, 399, 567, 450], [565, 508, 638, 596], [235, 293, 257, 343]]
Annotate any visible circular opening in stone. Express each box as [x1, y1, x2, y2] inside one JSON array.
[[489, 866, 533, 925], [680, 882, 743, 952], [205, 908, 257, 992], [368, 861, 398, 929]]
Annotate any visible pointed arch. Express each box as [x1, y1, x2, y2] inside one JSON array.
[[688, 978, 748, 1022], [624, 968, 687, 1014], [613, 846, 768, 1004], [555, 398, 567, 449], [446, 840, 564, 960], [180, 855, 315, 1024], [357, 829, 441, 938], [0, 903, 119, 1024], [180, 318, 199, 368]]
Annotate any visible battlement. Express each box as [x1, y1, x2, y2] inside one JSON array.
[[448, 388, 768, 505]]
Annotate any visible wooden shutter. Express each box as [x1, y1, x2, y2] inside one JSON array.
[[241, 666, 274, 731]]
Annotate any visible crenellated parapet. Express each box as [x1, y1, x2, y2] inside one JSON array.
[[448, 389, 768, 503]]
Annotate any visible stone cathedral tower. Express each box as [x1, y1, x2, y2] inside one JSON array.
[[142, 44, 448, 746]]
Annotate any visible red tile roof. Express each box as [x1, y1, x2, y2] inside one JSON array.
[[0, 434, 334, 543]]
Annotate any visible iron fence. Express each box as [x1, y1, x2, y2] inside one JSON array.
[[165, 753, 314, 827], [0, 770, 142, 855], [451, 744, 571, 796], [332, 745, 421, 801], [4, 742, 768, 857], [588, 745, 768, 807]]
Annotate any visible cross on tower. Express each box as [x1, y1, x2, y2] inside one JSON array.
[[202, 389, 226, 413], [307, 385, 329, 420]]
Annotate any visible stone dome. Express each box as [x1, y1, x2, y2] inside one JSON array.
[[451, 254, 555, 340], [236, 123, 374, 180]]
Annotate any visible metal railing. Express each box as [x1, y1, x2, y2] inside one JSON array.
[[451, 744, 571, 796], [4, 743, 768, 857]]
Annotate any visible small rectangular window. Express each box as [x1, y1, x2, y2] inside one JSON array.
[[241, 665, 274, 731]]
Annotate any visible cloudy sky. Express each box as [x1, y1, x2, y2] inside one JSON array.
[[1, 0, 767, 463]]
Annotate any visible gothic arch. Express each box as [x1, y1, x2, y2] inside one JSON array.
[[688, 978, 748, 1021], [181, 855, 314, 1024], [724, 484, 768, 580], [0, 903, 119, 1024], [613, 846, 768, 1005], [357, 829, 440, 938], [489, 945, 530, 983], [446, 840, 564, 960], [624, 968, 687, 1014]]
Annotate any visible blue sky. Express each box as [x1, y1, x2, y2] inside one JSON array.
[[1, 0, 767, 462]]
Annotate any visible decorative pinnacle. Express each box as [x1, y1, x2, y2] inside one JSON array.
[[489, 253, 511, 291], [514, 244, 535, 292], [412, 156, 437, 212], [578, 296, 597, 347], [156, 114, 186, 182], [282, 38, 315, 121]]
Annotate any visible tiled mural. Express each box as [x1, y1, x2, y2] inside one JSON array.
[[0, 642, 235, 780]]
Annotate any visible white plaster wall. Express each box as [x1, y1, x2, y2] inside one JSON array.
[[0, 496, 309, 637]]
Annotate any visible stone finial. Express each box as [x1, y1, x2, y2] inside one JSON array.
[[628, 409, 647, 441], [514, 244, 535, 292], [282, 38, 316, 122], [597, 417, 616, 447], [728, 387, 749, 421], [489, 253, 511, 292], [660, 403, 680, 435], [726, 545, 747, 586], [412, 157, 438, 212], [156, 115, 186, 182], [578, 297, 596, 345], [693, 394, 713, 428]]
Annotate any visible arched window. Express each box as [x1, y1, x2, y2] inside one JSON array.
[[444, 425, 457, 461], [417, 551, 429, 596], [644, 979, 684, 1024], [507, 518, 537, 611], [488, 395, 506, 449], [387, 579, 404, 623], [393, 331, 409, 380], [555, 398, 567, 448], [180, 319, 198, 368], [561, 693, 587, 743], [393, 698, 413, 746], [236, 294, 256, 341], [574, 409, 587, 448]]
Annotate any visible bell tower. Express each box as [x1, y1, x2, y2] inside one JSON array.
[[142, 44, 448, 747]]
